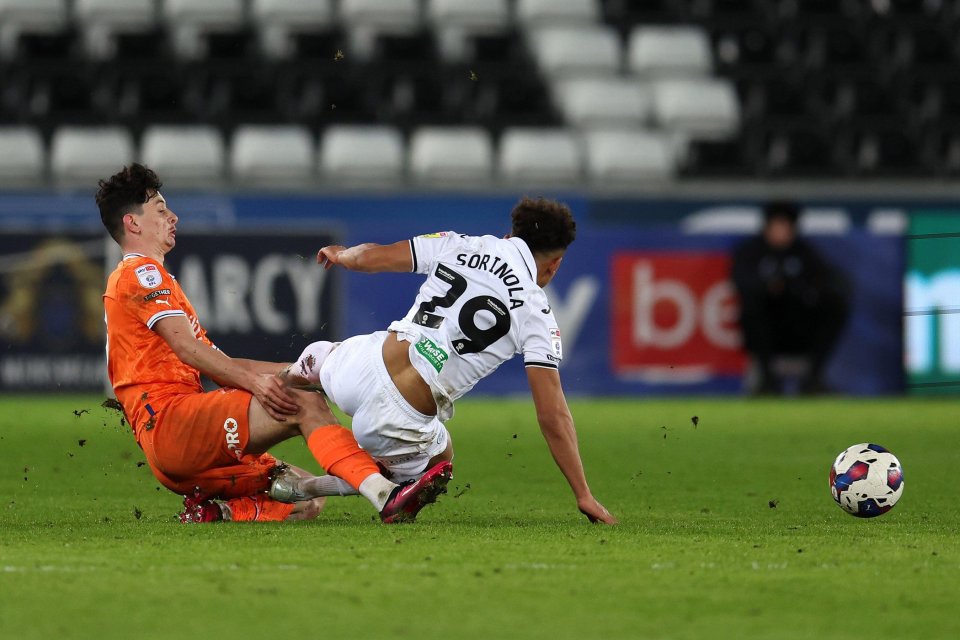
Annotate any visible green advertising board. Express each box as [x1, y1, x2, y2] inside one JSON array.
[[906, 210, 960, 394]]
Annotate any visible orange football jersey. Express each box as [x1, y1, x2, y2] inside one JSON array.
[[103, 253, 214, 437]]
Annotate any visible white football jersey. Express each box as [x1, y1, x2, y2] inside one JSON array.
[[388, 232, 563, 415]]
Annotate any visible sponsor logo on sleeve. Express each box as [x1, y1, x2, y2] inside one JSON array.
[[549, 328, 563, 360], [135, 264, 162, 289], [142, 289, 171, 302], [418, 232, 449, 238]]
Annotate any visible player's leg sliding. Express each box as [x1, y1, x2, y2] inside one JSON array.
[[305, 424, 453, 523], [281, 340, 337, 388]]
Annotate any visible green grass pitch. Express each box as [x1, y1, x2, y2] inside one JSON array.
[[1, 395, 957, 640]]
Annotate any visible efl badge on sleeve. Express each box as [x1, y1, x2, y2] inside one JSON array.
[[135, 263, 162, 289], [549, 328, 563, 360]]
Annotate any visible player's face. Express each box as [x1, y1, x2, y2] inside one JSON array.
[[135, 191, 178, 254]]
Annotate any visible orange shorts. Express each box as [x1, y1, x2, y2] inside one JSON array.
[[139, 387, 279, 501]]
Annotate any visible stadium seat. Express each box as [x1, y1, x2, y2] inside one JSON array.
[[554, 78, 652, 128], [320, 124, 405, 183], [104, 66, 191, 124], [251, 0, 336, 59], [427, 0, 509, 30], [680, 139, 753, 177], [429, 0, 510, 64], [798, 210, 851, 235], [627, 26, 713, 77], [866, 209, 908, 235], [340, 0, 421, 29], [710, 26, 778, 75], [0, 126, 45, 185], [601, 0, 683, 32], [162, 0, 247, 60], [0, 0, 68, 57], [409, 126, 493, 183], [839, 127, 925, 177], [497, 127, 582, 184], [74, 0, 157, 60], [516, 0, 600, 25], [528, 25, 621, 78], [582, 129, 676, 183], [755, 125, 836, 177], [652, 78, 740, 139], [140, 125, 226, 185], [50, 126, 135, 185], [680, 207, 761, 234], [230, 125, 315, 186], [341, 0, 421, 60]]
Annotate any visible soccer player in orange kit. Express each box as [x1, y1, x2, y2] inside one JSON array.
[[98, 163, 451, 523]]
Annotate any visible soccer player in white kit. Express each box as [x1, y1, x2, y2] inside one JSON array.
[[286, 197, 616, 525]]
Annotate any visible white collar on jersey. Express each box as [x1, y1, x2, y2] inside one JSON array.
[[122, 253, 146, 260], [506, 236, 537, 281]]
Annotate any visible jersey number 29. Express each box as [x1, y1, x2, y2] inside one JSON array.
[[414, 264, 511, 355]]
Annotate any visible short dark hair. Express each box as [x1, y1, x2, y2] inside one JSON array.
[[763, 200, 800, 225], [510, 196, 576, 254], [95, 163, 162, 244]]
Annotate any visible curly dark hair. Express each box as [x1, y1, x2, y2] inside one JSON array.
[[95, 163, 163, 244], [509, 196, 576, 254]]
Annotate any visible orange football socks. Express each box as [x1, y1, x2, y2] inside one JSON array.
[[307, 425, 380, 489]]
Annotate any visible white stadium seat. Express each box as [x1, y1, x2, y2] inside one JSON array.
[[583, 129, 676, 183], [498, 128, 582, 184], [0, 127, 45, 185], [74, 0, 157, 60], [162, 0, 246, 59], [652, 78, 740, 140], [320, 125, 405, 184], [627, 26, 713, 77], [555, 78, 652, 128], [681, 207, 762, 234], [529, 25, 621, 78], [0, 0, 68, 56], [340, 0, 420, 30], [50, 126, 135, 185], [341, 0, 421, 60], [141, 125, 226, 186], [427, 0, 509, 30], [429, 0, 510, 61], [867, 209, 908, 235], [251, 0, 336, 59], [516, 0, 599, 26], [409, 127, 493, 184], [230, 125, 315, 185], [799, 210, 852, 235]]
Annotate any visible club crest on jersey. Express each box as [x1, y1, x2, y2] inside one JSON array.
[[135, 264, 162, 289], [419, 232, 449, 238], [550, 328, 563, 360]]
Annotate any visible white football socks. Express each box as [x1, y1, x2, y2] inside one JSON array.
[[358, 474, 399, 512], [289, 340, 337, 383], [299, 475, 359, 498]]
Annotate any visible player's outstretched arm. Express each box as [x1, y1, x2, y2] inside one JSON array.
[[317, 240, 413, 273], [154, 315, 299, 421], [526, 367, 618, 525]]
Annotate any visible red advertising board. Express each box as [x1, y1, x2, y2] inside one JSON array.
[[611, 252, 746, 381]]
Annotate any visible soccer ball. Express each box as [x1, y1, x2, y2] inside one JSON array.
[[829, 443, 904, 518]]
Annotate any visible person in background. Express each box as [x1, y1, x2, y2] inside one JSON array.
[[731, 201, 851, 395]]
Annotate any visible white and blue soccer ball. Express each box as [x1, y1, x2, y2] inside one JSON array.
[[829, 443, 904, 518]]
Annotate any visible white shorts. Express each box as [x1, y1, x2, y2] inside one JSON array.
[[319, 331, 449, 482]]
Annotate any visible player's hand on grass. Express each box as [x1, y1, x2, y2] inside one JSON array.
[[317, 245, 346, 269], [578, 496, 618, 525], [253, 373, 301, 421]]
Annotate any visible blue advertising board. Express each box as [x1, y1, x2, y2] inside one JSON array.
[[0, 192, 904, 395]]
